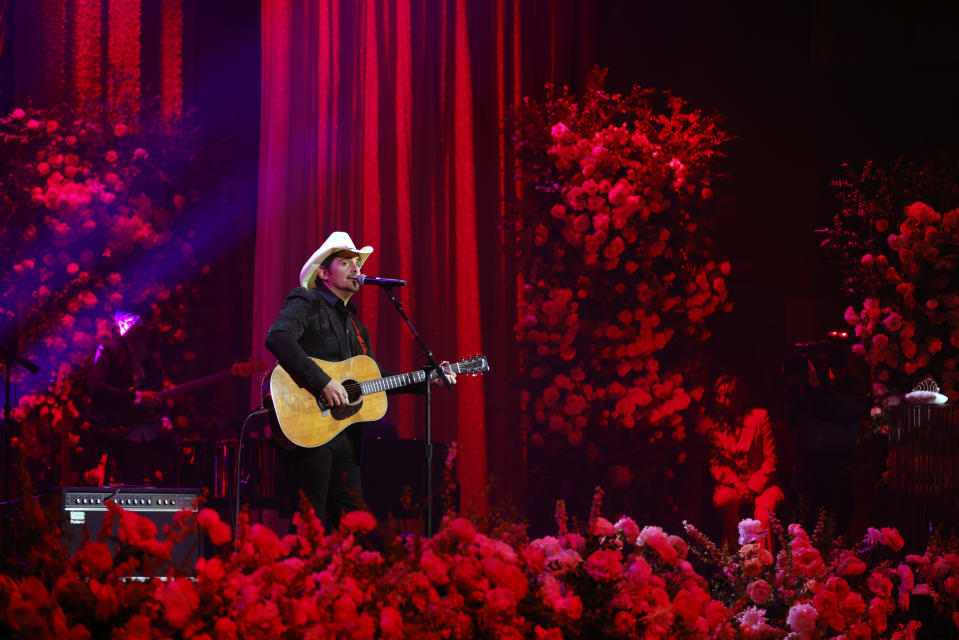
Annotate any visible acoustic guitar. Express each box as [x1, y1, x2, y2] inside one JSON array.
[[266, 354, 490, 448]]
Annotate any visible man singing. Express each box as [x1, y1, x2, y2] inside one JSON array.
[[265, 231, 455, 527]]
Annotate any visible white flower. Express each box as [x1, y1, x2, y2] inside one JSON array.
[[737, 605, 771, 636], [786, 602, 818, 634], [738, 518, 765, 545], [636, 525, 667, 547]]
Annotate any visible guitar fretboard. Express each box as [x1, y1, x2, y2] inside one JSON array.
[[359, 364, 459, 397]]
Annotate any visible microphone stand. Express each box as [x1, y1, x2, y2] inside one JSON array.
[[381, 286, 451, 537], [0, 344, 39, 503]]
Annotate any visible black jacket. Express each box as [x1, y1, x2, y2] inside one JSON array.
[[265, 285, 378, 394]]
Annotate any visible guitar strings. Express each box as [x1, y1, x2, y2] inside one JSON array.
[[342, 380, 362, 401]]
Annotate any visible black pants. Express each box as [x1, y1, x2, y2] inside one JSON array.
[[280, 425, 365, 529]]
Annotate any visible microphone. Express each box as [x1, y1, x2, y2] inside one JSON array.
[[357, 274, 407, 287]]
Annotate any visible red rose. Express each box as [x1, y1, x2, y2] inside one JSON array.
[[214, 616, 238, 640], [840, 592, 866, 621], [421, 549, 451, 585], [792, 544, 824, 576], [671, 588, 701, 626], [155, 578, 199, 629], [563, 394, 587, 416], [333, 594, 358, 622], [572, 214, 591, 233], [449, 517, 477, 543], [197, 508, 232, 546], [485, 586, 518, 613], [74, 540, 113, 573], [250, 523, 289, 560], [340, 509, 377, 534], [483, 557, 528, 599], [89, 579, 118, 621], [881, 527, 904, 551], [380, 606, 404, 637]]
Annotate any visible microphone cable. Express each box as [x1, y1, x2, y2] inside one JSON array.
[[233, 408, 269, 537]]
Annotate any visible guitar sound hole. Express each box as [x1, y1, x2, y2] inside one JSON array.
[[342, 379, 362, 404], [328, 380, 363, 422]]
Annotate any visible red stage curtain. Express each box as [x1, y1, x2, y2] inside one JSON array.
[[254, 0, 596, 515]]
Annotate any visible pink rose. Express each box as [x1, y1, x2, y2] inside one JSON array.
[[585, 548, 622, 581], [614, 516, 640, 542], [105, 150, 119, 163], [114, 123, 129, 137], [747, 579, 772, 604], [738, 518, 765, 545], [882, 312, 903, 332], [12, 108, 25, 119], [787, 602, 818, 634], [590, 516, 616, 537]]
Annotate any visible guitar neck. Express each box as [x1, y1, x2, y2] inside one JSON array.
[[359, 363, 460, 396], [157, 369, 233, 399]]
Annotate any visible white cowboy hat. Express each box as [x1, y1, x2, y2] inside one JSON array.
[[299, 231, 373, 289]]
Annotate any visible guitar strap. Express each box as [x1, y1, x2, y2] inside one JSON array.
[[350, 316, 369, 355]]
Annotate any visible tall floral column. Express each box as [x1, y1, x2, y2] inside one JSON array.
[[511, 75, 732, 530]]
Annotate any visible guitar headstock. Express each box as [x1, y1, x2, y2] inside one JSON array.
[[455, 354, 490, 376]]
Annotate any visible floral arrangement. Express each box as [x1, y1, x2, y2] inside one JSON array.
[[0, 103, 210, 483], [821, 158, 959, 408], [510, 71, 732, 525], [3, 481, 959, 639]]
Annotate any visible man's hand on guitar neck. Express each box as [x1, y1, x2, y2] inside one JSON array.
[[321, 360, 455, 407], [431, 360, 457, 387]]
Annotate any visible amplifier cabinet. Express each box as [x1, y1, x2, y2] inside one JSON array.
[[60, 487, 202, 571]]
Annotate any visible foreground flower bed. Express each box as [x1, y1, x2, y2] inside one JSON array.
[[1, 494, 958, 639]]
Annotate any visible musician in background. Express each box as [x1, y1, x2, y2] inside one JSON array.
[[87, 306, 175, 485], [265, 231, 456, 528], [707, 374, 784, 549]]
